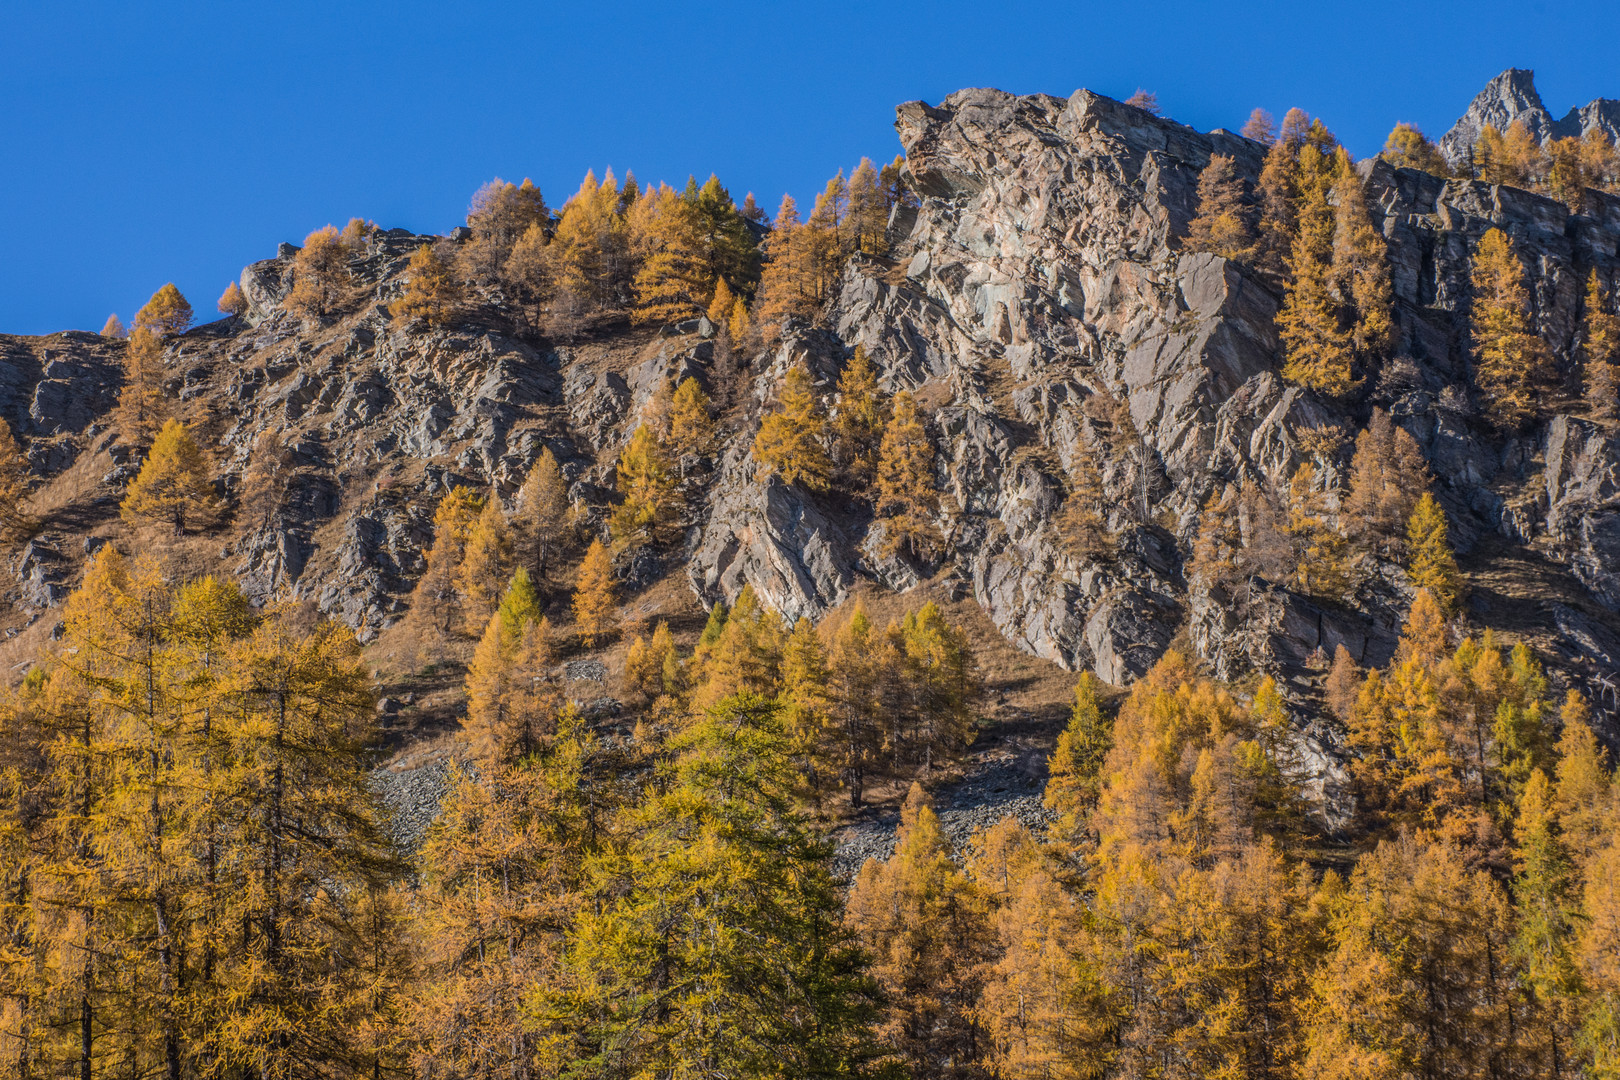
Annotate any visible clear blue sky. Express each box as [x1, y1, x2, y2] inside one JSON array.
[[3, 0, 1618, 335]]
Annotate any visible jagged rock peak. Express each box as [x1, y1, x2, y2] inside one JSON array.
[[1440, 67, 1620, 166]]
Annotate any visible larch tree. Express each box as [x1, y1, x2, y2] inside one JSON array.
[[207, 613, 404, 1079], [778, 614, 831, 777], [0, 423, 36, 541], [848, 157, 889, 256], [1300, 834, 1516, 1080], [534, 694, 887, 1078], [1332, 154, 1394, 364], [1344, 407, 1431, 555], [1279, 146, 1359, 397], [457, 176, 548, 283], [1511, 768, 1583, 1075], [500, 221, 555, 330], [608, 424, 680, 549], [668, 376, 715, 455], [283, 225, 356, 318], [1583, 269, 1620, 427], [753, 364, 832, 492], [705, 275, 734, 326], [875, 391, 944, 563], [1183, 153, 1255, 261], [1242, 107, 1278, 144], [1469, 227, 1550, 428], [117, 326, 169, 444], [972, 819, 1115, 1080], [1325, 643, 1361, 723], [1380, 122, 1449, 174], [134, 283, 193, 337], [454, 496, 513, 634], [515, 446, 572, 577], [1124, 89, 1160, 114], [754, 194, 816, 333], [216, 281, 247, 318], [823, 608, 883, 807], [550, 170, 630, 315], [687, 585, 784, 716], [410, 486, 486, 640], [570, 539, 615, 647], [844, 783, 991, 1075], [464, 571, 556, 766], [410, 707, 595, 1080], [1059, 449, 1112, 560], [806, 171, 851, 291], [1399, 495, 1464, 612], [832, 345, 889, 486], [1287, 462, 1350, 600], [1253, 108, 1308, 279], [101, 312, 127, 338], [728, 293, 751, 344], [120, 419, 221, 534], [689, 174, 760, 296], [631, 183, 708, 326], [389, 241, 463, 326], [1044, 672, 1112, 839]]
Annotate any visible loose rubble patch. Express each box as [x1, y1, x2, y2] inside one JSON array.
[[831, 759, 1055, 881]]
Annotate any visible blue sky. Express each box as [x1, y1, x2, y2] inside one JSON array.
[[3, 0, 1618, 335]]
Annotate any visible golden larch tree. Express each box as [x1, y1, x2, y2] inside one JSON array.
[[753, 364, 832, 492], [409, 486, 486, 640], [457, 176, 549, 283], [847, 157, 889, 256], [101, 312, 127, 338], [631, 184, 708, 325], [1583, 270, 1620, 427], [216, 280, 247, 317], [844, 783, 991, 1073], [116, 326, 169, 444], [1469, 227, 1550, 428], [1183, 153, 1254, 261], [454, 496, 513, 634], [669, 376, 715, 455], [1344, 407, 1431, 554], [1381, 122, 1449, 174], [875, 390, 943, 562], [1279, 146, 1359, 397], [134, 283, 192, 336], [389, 241, 463, 326], [515, 445, 572, 576], [1406, 492, 1461, 613], [706, 276, 734, 326], [571, 538, 616, 646], [832, 345, 888, 485], [1333, 155, 1394, 361], [1242, 107, 1278, 144], [120, 418, 220, 534], [283, 224, 356, 318], [609, 425, 680, 549]]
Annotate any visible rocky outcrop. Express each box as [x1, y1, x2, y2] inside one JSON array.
[[1546, 415, 1620, 611], [7, 74, 1620, 736]]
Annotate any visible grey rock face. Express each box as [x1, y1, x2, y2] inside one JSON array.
[[690, 452, 855, 625], [1546, 415, 1620, 611]]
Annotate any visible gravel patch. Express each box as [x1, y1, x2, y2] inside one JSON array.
[[831, 759, 1054, 881], [371, 756, 452, 851], [368, 746, 1055, 878]]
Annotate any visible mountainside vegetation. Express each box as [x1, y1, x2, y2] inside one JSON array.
[[3, 68, 1620, 1077]]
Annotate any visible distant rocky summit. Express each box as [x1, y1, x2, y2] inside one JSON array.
[[1440, 67, 1620, 166]]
